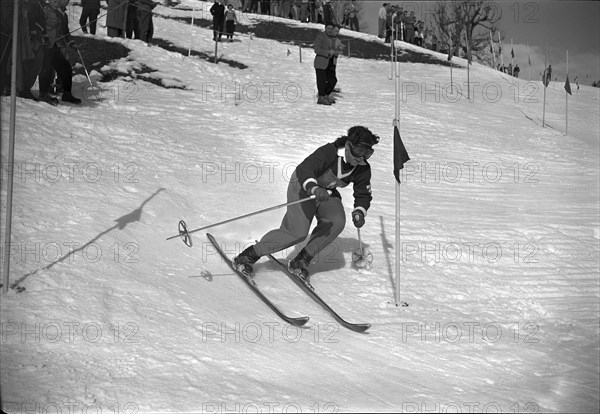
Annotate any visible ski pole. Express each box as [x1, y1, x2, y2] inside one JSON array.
[[74, 45, 98, 100], [353, 227, 373, 269], [167, 195, 316, 245], [356, 227, 364, 259]]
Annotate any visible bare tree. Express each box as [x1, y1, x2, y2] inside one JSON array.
[[431, 1, 501, 64]]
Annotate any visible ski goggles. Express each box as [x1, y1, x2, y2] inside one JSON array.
[[348, 142, 375, 160]]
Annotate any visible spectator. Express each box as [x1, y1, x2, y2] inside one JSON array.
[[542, 65, 552, 86], [384, 4, 393, 43], [210, 0, 225, 41], [322, 0, 335, 26], [232, 126, 380, 283], [348, 0, 359, 32], [292, 0, 301, 20], [79, 0, 102, 34], [270, 0, 279, 16], [391, 5, 401, 41], [513, 64, 520, 78], [261, 0, 271, 15], [137, 0, 157, 42], [22, 0, 47, 100], [224, 4, 239, 41], [280, 0, 292, 19], [328, 24, 344, 102], [430, 32, 438, 51], [341, 3, 350, 28], [405, 11, 415, 44], [309, 0, 317, 22], [39, 0, 81, 105], [315, 0, 324, 23], [300, 0, 309, 22], [378, 3, 387, 39], [401, 10, 407, 41], [106, 0, 127, 37], [125, 0, 139, 39], [243, 0, 256, 12], [0, 0, 47, 100], [313, 23, 338, 105]]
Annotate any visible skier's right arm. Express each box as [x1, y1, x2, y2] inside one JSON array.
[[296, 145, 333, 196]]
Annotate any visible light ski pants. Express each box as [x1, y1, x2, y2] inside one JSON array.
[[252, 173, 346, 260]]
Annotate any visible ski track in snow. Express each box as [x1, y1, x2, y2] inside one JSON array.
[[1, 2, 598, 413]]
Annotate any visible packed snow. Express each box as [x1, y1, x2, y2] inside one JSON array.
[[1, 2, 598, 413]]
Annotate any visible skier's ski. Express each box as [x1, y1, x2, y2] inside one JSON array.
[[206, 233, 310, 327], [267, 254, 371, 333]]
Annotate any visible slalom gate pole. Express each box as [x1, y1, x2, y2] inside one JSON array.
[[167, 195, 316, 243], [394, 33, 401, 306], [2, 0, 20, 293], [542, 43, 547, 127]]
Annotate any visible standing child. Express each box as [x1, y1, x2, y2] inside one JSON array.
[[224, 4, 239, 42]]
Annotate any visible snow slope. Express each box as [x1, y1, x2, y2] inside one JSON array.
[[1, 2, 598, 412]]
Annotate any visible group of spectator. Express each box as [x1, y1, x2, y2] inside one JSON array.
[[209, 0, 240, 41], [378, 3, 427, 47], [498, 63, 520, 78], [1, 0, 82, 105], [0, 0, 160, 106], [79, 0, 158, 42], [223, 0, 360, 31]]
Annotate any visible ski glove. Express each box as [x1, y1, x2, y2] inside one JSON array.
[[312, 187, 330, 202], [352, 210, 365, 228]]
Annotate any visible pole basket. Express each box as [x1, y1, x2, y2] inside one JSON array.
[[178, 220, 192, 247], [352, 248, 373, 270]]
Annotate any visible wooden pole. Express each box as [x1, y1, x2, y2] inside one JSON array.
[[489, 30, 495, 69], [566, 50, 569, 135], [510, 38, 514, 75], [542, 43, 547, 127], [3, 0, 20, 293], [497, 32, 504, 69], [465, 31, 470, 100], [188, 2, 196, 56], [214, 37, 218, 64], [527, 42, 531, 81]]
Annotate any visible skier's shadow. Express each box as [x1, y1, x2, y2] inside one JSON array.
[[10, 188, 165, 291]]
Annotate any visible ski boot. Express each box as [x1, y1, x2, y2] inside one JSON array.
[[288, 249, 312, 284], [233, 246, 260, 277]]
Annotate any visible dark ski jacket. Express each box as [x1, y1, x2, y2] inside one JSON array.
[[210, 2, 225, 21], [296, 143, 373, 216]]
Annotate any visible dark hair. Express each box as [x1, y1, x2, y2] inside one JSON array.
[[347, 126, 380, 147], [333, 126, 380, 149]]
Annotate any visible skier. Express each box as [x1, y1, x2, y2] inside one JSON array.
[[233, 126, 379, 282]]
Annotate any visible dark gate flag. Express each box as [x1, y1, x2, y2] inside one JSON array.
[[393, 125, 410, 183], [564, 75, 572, 95]]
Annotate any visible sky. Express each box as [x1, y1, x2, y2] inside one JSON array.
[[360, 0, 600, 84]]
